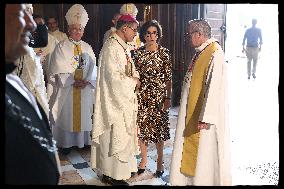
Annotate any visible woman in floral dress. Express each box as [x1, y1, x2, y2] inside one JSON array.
[[132, 20, 172, 178]]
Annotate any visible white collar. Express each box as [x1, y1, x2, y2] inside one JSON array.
[[69, 37, 82, 45], [195, 37, 218, 52]]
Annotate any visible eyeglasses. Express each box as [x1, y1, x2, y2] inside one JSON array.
[[127, 26, 138, 33], [185, 31, 199, 37], [145, 31, 158, 37]]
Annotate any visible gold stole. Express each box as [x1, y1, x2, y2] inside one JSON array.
[[180, 42, 219, 176], [73, 44, 83, 132], [136, 35, 141, 48]]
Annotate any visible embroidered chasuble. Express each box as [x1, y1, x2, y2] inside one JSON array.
[[73, 44, 83, 132], [180, 42, 219, 176]]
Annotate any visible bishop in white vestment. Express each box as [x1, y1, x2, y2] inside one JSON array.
[[91, 15, 140, 184], [48, 4, 97, 150]]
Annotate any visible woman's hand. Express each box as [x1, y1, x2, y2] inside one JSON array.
[[132, 77, 141, 91], [162, 98, 171, 111]]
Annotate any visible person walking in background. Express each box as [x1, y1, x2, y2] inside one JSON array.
[[5, 4, 60, 184], [48, 4, 97, 155], [169, 19, 231, 186], [132, 20, 172, 178], [242, 18, 263, 79], [91, 14, 140, 186]]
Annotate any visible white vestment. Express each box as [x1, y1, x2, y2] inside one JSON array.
[[14, 46, 49, 118], [49, 29, 68, 42], [34, 33, 59, 80], [91, 33, 139, 180], [48, 39, 97, 148], [169, 38, 232, 186]]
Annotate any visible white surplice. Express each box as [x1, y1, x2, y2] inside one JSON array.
[[34, 33, 59, 80], [169, 38, 232, 186], [48, 39, 97, 148], [48, 29, 68, 42]]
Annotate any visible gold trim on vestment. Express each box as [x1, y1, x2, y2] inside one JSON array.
[[180, 42, 219, 177], [73, 44, 82, 132]]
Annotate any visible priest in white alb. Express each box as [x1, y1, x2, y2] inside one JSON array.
[[48, 4, 97, 154], [169, 19, 232, 186]]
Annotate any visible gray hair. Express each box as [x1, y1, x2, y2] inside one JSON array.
[[188, 19, 211, 38]]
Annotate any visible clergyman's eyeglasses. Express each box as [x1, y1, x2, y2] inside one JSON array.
[[127, 26, 138, 33]]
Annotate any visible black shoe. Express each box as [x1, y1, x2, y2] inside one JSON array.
[[137, 168, 145, 175], [252, 74, 256, 79], [248, 76, 250, 80], [101, 174, 112, 185], [154, 170, 164, 178], [101, 174, 129, 186], [131, 172, 136, 177], [59, 147, 72, 155], [111, 179, 129, 186]]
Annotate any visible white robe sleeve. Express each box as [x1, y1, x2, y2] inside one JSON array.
[[57, 73, 74, 88], [103, 46, 137, 103], [199, 49, 225, 125], [84, 46, 97, 88]]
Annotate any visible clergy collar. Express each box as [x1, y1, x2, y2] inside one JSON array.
[[69, 37, 82, 45], [6, 62, 17, 74], [112, 33, 129, 50], [195, 37, 218, 52]]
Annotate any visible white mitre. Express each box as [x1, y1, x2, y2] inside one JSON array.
[[65, 4, 89, 28], [25, 4, 33, 14], [120, 3, 138, 18]]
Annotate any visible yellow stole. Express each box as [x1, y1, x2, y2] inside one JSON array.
[[180, 42, 219, 176], [73, 44, 83, 132]]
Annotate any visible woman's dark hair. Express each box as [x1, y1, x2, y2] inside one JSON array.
[[139, 20, 163, 43]]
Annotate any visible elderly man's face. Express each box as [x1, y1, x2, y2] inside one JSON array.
[[5, 4, 36, 63], [123, 22, 138, 43], [187, 24, 201, 48], [47, 18, 58, 32], [68, 24, 84, 42]]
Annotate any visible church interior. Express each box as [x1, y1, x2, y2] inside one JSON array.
[[6, 3, 279, 185]]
